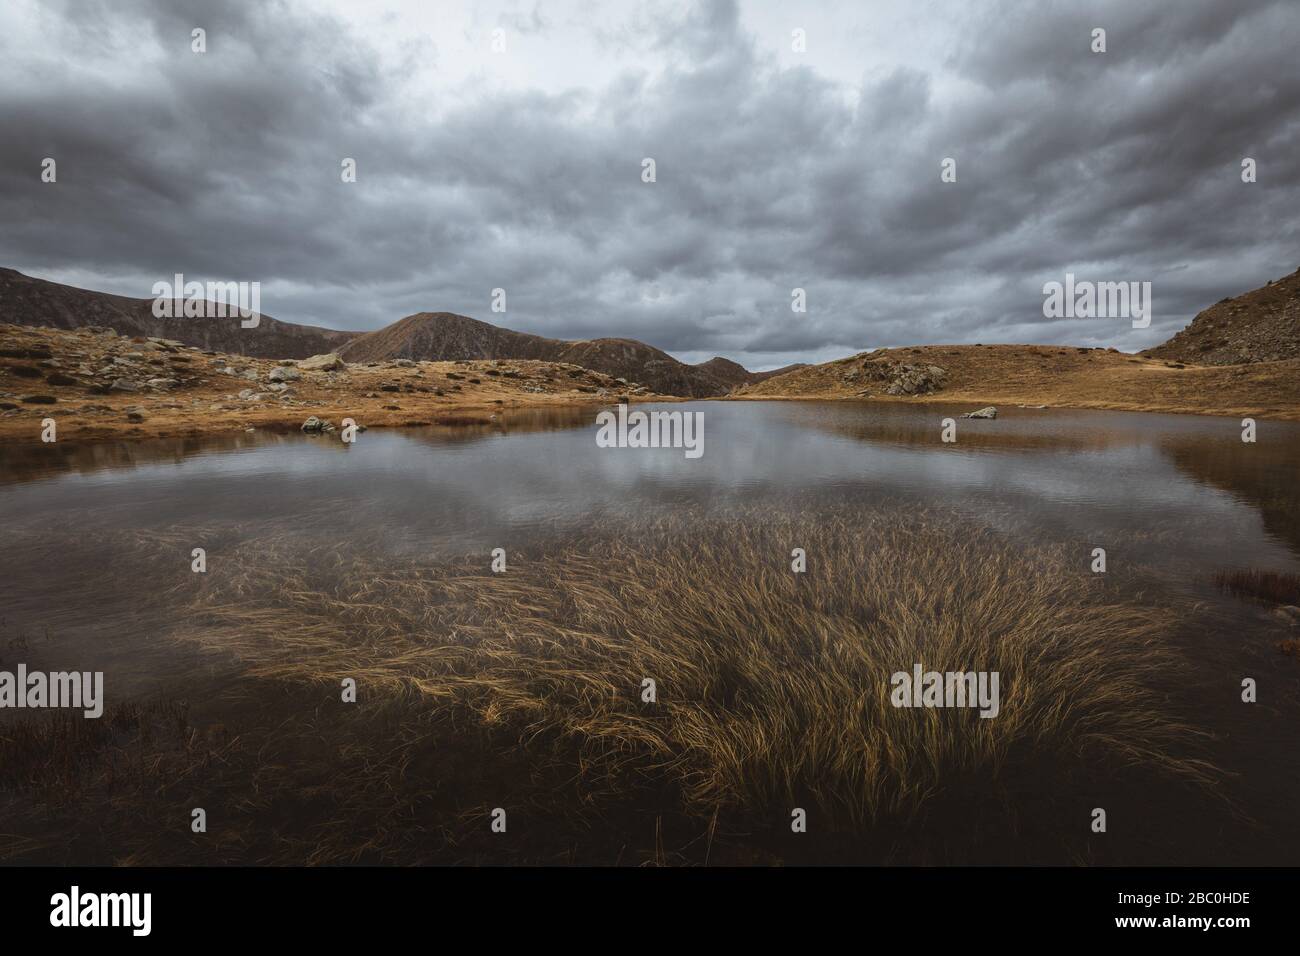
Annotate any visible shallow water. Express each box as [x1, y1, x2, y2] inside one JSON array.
[[6, 401, 1300, 558], [2, 400, 1298, 863]]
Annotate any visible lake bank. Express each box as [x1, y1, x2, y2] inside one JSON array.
[[735, 343, 1300, 422], [7, 325, 1300, 446], [0, 322, 677, 445]]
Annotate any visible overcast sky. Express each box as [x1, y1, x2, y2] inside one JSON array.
[[2, 0, 1297, 369]]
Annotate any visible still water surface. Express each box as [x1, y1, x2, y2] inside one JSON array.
[[2, 400, 1298, 862]]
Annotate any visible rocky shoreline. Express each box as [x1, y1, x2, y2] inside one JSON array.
[[0, 323, 668, 444]]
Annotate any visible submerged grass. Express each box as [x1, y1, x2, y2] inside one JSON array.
[[171, 506, 1217, 833], [0, 505, 1229, 863], [1214, 568, 1300, 606]]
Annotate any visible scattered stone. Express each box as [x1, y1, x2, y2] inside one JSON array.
[[269, 366, 301, 382], [301, 415, 335, 433], [110, 378, 140, 393], [962, 406, 998, 419], [298, 353, 346, 372]]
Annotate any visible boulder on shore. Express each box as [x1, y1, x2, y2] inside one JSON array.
[[298, 353, 346, 372], [962, 406, 998, 419]]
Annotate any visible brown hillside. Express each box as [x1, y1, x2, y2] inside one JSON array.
[[1143, 266, 1300, 365], [338, 312, 562, 363], [694, 357, 809, 389], [557, 338, 726, 397], [0, 268, 357, 358], [342, 314, 732, 398], [738, 343, 1300, 420], [0, 322, 673, 444], [694, 356, 753, 388], [1, 271, 758, 398]]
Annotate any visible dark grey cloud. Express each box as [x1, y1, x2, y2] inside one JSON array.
[[1, 0, 1297, 369]]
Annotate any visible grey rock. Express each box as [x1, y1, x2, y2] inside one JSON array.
[[298, 353, 346, 372]]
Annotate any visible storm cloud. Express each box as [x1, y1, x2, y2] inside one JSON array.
[[2, 0, 1297, 368]]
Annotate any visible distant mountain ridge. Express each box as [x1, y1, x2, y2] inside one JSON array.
[[328, 312, 739, 397], [336, 311, 561, 363], [0, 267, 357, 358], [0, 268, 765, 397]]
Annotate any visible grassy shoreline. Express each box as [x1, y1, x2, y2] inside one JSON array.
[[6, 325, 1300, 446]]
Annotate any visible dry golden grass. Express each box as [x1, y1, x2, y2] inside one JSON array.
[[738, 344, 1300, 420], [172, 507, 1217, 830], [0, 323, 668, 444]]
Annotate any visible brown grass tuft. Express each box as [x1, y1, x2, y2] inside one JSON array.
[[174, 507, 1217, 830], [1214, 568, 1300, 606]]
